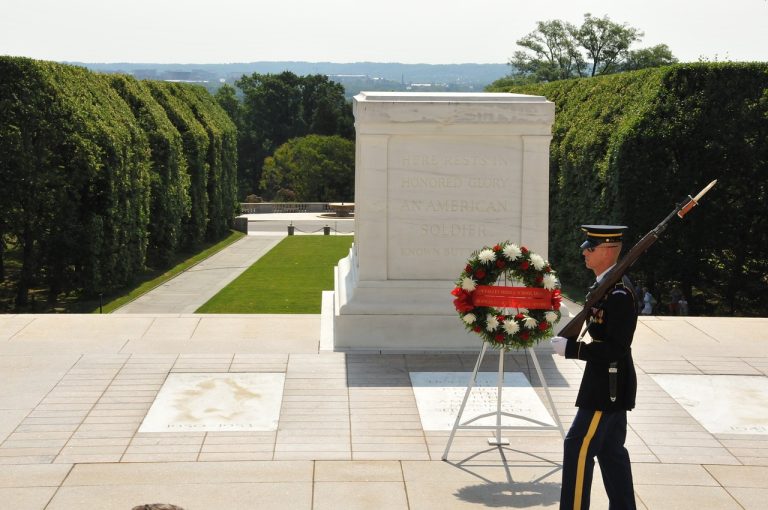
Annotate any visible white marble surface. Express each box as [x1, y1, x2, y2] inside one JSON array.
[[651, 374, 768, 435], [332, 92, 555, 351], [409, 371, 556, 431], [387, 136, 524, 279], [139, 373, 285, 432]]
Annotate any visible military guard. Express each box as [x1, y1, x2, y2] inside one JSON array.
[[551, 225, 639, 510]]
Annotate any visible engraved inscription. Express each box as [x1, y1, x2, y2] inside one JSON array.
[[401, 199, 511, 213], [399, 176, 513, 189], [400, 155, 510, 168], [400, 247, 476, 257], [138, 373, 285, 433], [409, 371, 556, 431], [419, 224, 488, 237], [387, 137, 524, 279]]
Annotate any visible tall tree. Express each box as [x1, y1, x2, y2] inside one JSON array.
[[214, 83, 242, 127], [511, 20, 585, 82], [574, 13, 642, 76], [236, 72, 306, 197], [507, 14, 672, 83], [234, 72, 353, 198], [260, 135, 354, 202], [621, 44, 678, 72]]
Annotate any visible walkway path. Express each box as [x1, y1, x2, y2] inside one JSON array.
[[114, 234, 284, 314]]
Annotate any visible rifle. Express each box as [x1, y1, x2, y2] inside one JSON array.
[[558, 180, 717, 341]]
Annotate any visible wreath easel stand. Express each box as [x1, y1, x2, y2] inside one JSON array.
[[444, 242, 567, 460], [441, 341, 565, 460]]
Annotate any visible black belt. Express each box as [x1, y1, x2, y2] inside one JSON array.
[[609, 362, 618, 402]]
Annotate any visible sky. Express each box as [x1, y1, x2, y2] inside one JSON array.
[[1, 0, 766, 64]]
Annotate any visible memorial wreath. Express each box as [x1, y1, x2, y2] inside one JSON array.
[[451, 242, 562, 350]]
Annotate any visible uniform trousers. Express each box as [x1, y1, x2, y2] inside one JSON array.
[[560, 408, 636, 510]]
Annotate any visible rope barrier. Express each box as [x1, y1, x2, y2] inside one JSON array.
[[286, 223, 352, 235]]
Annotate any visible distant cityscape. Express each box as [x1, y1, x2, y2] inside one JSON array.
[[68, 61, 510, 98]]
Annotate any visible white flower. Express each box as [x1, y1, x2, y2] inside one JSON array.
[[461, 277, 477, 291], [523, 316, 538, 329], [530, 254, 546, 271], [545, 311, 559, 323], [462, 313, 477, 324], [517, 308, 529, 314], [503, 319, 520, 335], [485, 314, 499, 331], [478, 249, 496, 263], [542, 273, 558, 290], [503, 244, 522, 260]]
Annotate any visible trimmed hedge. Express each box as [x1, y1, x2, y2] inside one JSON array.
[[489, 63, 768, 316], [0, 57, 238, 307], [1, 57, 151, 299], [144, 81, 211, 248], [168, 84, 238, 240], [107, 75, 191, 267]]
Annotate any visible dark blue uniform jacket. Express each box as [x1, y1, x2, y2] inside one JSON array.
[[565, 276, 638, 411]]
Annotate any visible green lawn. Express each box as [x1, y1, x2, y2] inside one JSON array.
[[196, 235, 353, 314]]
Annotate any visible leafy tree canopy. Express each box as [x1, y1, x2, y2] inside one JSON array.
[[621, 44, 678, 72], [214, 83, 242, 127], [507, 13, 675, 83], [232, 72, 353, 198], [260, 135, 354, 202]]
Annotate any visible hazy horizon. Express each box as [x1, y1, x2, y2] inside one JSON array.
[[2, 1, 766, 65]]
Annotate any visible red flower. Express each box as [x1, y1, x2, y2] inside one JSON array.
[[551, 289, 562, 310], [536, 275, 543, 284], [473, 325, 482, 332], [544, 265, 551, 273], [493, 244, 502, 252], [475, 268, 486, 279], [520, 331, 530, 341], [520, 261, 530, 270], [465, 264, 472, 274], [515, 313, 524, 320], [538, 321, 549, 331], [494, 333, 504, 342], [496, 315, 505, 322], [496, 260, 506, 269], [521, 246, 529, 254], [451, 287, 474, 313]]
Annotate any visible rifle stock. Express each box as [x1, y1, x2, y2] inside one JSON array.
[[557, 180, 716, 341]]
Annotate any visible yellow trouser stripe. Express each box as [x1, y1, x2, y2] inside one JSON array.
[[573, 410, 603, 510]]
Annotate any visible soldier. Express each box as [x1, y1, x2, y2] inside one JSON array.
[[551, 225, 638, 510]]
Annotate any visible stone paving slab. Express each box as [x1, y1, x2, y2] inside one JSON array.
[[0, 314, 766, 508]]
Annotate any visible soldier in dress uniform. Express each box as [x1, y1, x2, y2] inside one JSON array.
[[551, 225, 639, 510]]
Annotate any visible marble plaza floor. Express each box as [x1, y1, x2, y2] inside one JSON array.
[[1, 313, 767, 509]]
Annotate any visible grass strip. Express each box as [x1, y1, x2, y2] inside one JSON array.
[[196, 235, 353, 314], [99, 230, 245, 313]]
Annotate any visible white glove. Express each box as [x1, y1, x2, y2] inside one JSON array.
[[550, 336, 568, 357]]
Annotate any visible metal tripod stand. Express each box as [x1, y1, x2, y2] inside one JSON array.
[[442, 342, 565, 460]]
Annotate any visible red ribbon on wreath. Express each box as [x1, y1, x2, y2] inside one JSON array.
[[452, 286, 561, 313], [471, 285, 561, 310], [450, 287, 475, 313]]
